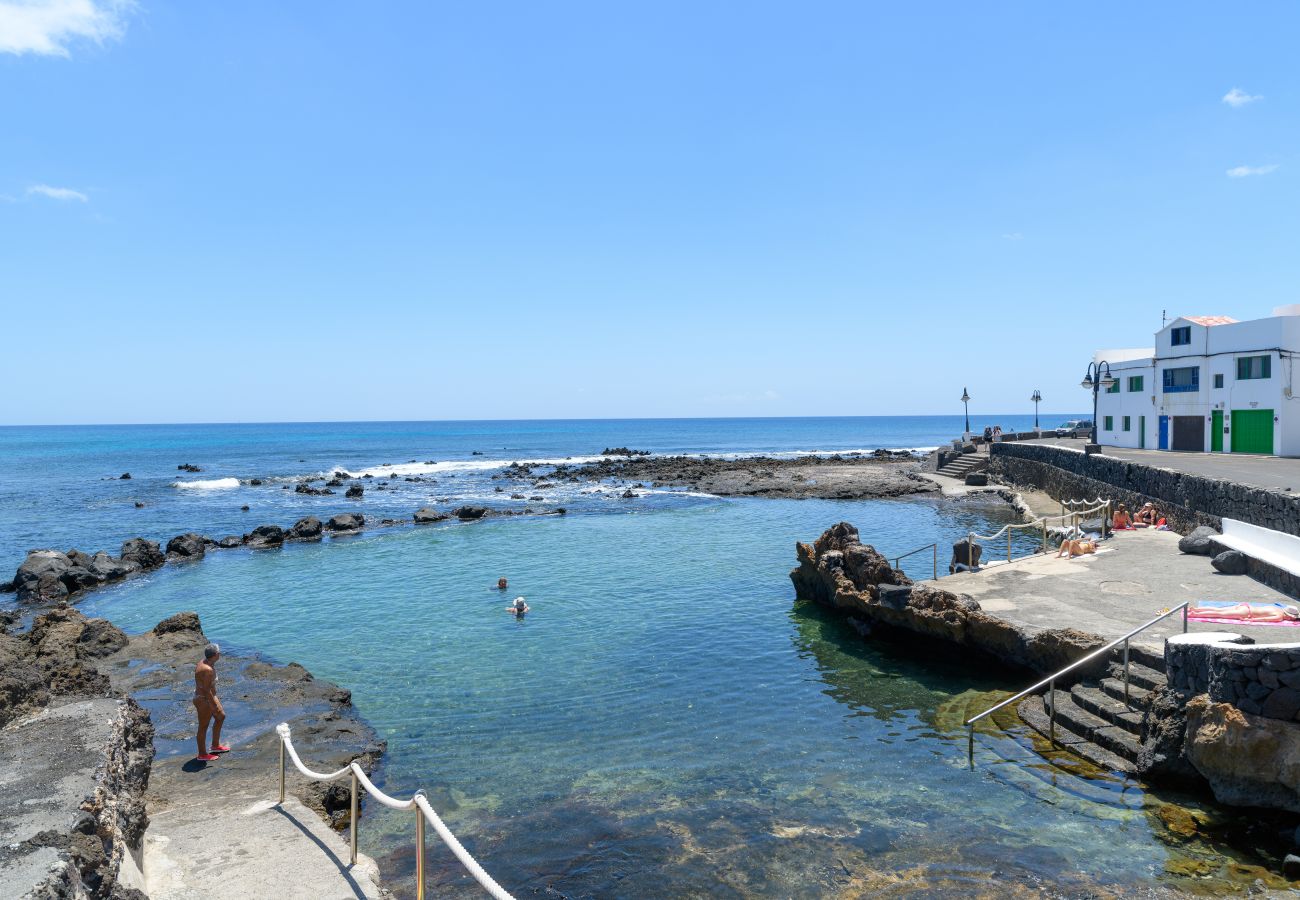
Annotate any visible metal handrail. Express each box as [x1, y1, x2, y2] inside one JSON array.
[[892, 542, 938, 581], [275, 723, 515, 900], [965, 501, 1112, 567], [963, 601, 1190, 765]]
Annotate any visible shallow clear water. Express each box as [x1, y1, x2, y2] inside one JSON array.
[[76, 494, 1274, 897]]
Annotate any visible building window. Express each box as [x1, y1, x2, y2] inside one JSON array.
[[1104, 415, 1114, 431], [1171, 326, 1192, 346], [1163, 366, 1199, 393], [1214, 373, 1224, 389], [1123, 416, 1131, 431], [1237, 355, 1272, 380], [1106, 379, 1120, 393], [1128, 376, 1144, 392]]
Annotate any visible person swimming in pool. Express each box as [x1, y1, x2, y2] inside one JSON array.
[[506, 597, 530, 616]]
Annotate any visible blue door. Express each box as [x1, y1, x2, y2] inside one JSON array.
[[1158, 416, 1170, 450]]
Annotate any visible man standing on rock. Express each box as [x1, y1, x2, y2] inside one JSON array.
[[194, 643, 228, 762]]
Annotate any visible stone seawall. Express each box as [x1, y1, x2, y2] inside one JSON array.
[[988, 443, 1300, 538], [1168, 637, 1300, 721]]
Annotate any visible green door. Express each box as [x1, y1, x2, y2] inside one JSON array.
[[1211, 410, 1223, 452], [1231, 409, 1274, 454], [1139, 415, 1146, 449]]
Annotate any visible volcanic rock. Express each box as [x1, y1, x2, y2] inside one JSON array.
[[215, 536, 243, 549], [346, 484, 364, 500], [165, 533, 207, 560], [414, 508, 447, 524], [326, 513, 365, 532], [1211, 550, 1249, 575], [153, 611, 202, 635], [1179, 526, 1223, 556], [120, 538, 166, 571], [119, 472, 131, 480], [453, 506, 487, 520], [246, 525, 285, 548], [288, 516, 324, 541], [14, 550, 72, 604]]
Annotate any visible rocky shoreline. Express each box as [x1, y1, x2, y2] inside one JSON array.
[[520, 451, 934, 500], [0, 604, 385, 897]]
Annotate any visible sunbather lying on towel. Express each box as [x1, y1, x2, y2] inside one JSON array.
[[1057, 538, 1096, 559], [1188, 602, 1300, 623]]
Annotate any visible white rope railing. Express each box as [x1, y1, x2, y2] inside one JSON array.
[[960, 501, 1112, 568], [275, 723, 515, 900]]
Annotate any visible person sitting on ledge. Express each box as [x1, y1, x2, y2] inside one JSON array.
[[1189, 602, 1300, 623], [949, 538, 982, 573], [1057, 537, 1097, 559], [1112, 503, 1134, 530], [497, 577, 508, 590], [507, 597, 530, 616], [1134, 503, 1159, 527]]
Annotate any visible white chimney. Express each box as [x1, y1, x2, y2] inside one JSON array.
[[1273, 304, 1300, 317]]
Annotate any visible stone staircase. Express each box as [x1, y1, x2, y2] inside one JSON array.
[[937, 453, 989, 480], [1016, 646, 1167, 775]]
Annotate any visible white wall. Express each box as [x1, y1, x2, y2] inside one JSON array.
[[1094, 358, 1155, 449]]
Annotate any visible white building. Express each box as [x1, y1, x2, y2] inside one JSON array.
[[1093, 308, 1300, 456]]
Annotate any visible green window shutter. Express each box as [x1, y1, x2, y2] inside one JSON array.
[[1238, 358, 1248, 379], [1264, 356, 1272, 378], [1104, 416, 1113, 430]]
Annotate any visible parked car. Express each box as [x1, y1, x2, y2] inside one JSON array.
[[1054, 420, 1093, 437]]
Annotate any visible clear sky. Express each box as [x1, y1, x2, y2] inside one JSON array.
[[2, 1, 1297, 425]]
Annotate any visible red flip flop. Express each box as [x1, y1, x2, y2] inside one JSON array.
[[196, 753, 219, 762], [211, 745, 231, 753]]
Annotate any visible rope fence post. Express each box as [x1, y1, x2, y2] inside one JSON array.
[[278, 730, 286, 804], [350, 768, 359, 866], [415, 801, 427, 900]]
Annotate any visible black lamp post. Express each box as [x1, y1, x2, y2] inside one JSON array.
[[1081, 362, 1116, 454], [961, 387, 971, 436], [1031, 389, 1042, 430]]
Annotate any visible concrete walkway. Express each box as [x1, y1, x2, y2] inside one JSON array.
[[948, 529, 1300, 654], [141, 754, 383, 899], [1018, 437, 1300, 493]]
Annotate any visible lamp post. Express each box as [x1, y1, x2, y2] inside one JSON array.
[[961, 387, 971, 438], [1031, 389, 1042, 431], [1080, 362, 1116, 455]]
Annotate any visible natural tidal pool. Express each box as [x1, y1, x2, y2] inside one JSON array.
[[80, 495, 1289, 897]]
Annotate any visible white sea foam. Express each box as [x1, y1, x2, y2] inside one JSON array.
[[172, 477, 240, 490], [327, 454, 618, 480]]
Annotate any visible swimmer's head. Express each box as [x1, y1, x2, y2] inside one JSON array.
[[513, 597, 526, 609]]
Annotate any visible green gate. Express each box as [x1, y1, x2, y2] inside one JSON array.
[[1231, 409, 1274, 454], [1211, 410, 1223, 452]]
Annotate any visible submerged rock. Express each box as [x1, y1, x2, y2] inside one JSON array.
[[413, 507, 447, 524], [215, 536, 243, 549]]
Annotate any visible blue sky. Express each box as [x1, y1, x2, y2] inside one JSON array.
[[2, 1, 1297, 424]]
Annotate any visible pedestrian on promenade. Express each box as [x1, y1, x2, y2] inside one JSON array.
[[194, 643, 228, 762]]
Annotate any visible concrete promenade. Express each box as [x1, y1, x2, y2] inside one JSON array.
[[949, 528, 1297, 655], [1017, 436, 1300, 493]]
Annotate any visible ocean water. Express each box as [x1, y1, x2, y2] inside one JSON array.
[[11, 417, 1271, 897]]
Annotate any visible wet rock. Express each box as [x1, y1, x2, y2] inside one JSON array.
[[511, 493, 525, 500], [133, 501, 145, 508], [1137, 686, 1198, 782], [165, 532, 207, 560], [326, 513, 364, 532], [345, 484, 364, 500], [153, 611, 202, 635], [1180, 525, 1222, 556], [120, 538, 165, 571], [241, 505, 250, 511], [413, 507, 447, 524], [177, 463, 201, 472], [14, 550, 72, 604], [621, 489, 638, 499], [246, 524, 285, 548], [119, 472, 131, 480], [453, 506, 487, 520], [295, 482, 334, 496], [215, 536, 243, 549], [288, 516, 324, 541], [89, 551, 136, 582], [249, 478, 263, 486], [602, 447, 651, 456], [1212, 550, 1249, 575]]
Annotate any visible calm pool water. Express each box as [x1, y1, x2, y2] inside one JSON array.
[[79, 495, 1278, 897]]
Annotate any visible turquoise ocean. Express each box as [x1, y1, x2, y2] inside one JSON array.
[[5, 416, 1277, 896]]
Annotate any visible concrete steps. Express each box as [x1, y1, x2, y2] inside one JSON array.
[[937, 454, 988, 479], [1014, 654, 1168, 777]]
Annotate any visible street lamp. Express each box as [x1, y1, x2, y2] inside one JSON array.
[[1081, 362, 1116, 454], [1031, 389, 1042, 430], [961, 387, 971, 436]]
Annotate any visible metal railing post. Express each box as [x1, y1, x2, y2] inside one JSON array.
[[1183, 605, 1189, 633], [349, 769, 359, 866], [967, 723, 974, 767], [1123, 638, 1131, 707], [415, 804, 427, 900], [278, 737, 286, 805], [1048, 677, 1056, 745], [967, 532, 974, 569]]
